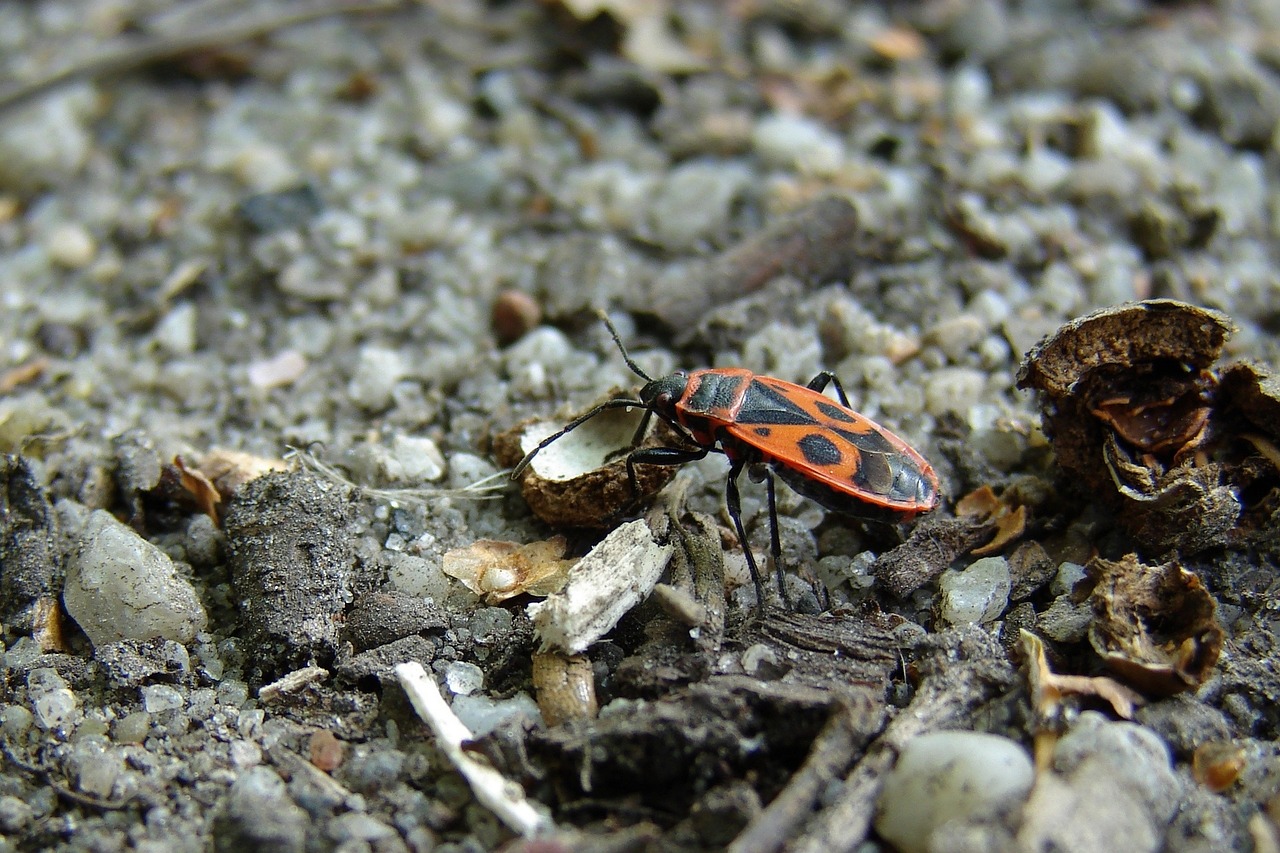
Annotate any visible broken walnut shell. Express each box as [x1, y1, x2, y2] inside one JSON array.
[[1081, 553, 1223, 696], [494, 391, 681, 528]]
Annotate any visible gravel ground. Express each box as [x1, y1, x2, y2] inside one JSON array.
[[2, 1, 1280, 851]]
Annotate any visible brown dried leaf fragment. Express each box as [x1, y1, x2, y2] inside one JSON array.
[[442, 537, 575, 604], [173, 455, 221, 523], [196, 448, 292, 500], [1022, 629, 1143, 722], [956, 485, 1027, 556], [1081, 554, 1223, 696], [1022, 627, 1144, 773]]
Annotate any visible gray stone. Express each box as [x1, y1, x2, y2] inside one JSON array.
[[63, 511, 207, 647]]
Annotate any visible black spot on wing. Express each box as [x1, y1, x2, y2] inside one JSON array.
[[753, 427, 772, 437], [798, 433, 842, 466], [736, 380, 813, 425], [815, 400, 857, 423]]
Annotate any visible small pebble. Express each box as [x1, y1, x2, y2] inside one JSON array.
[[115, 712, 152, 744], [1036, 595, 1092, 643], [44, 223, 96, 269], [246, 350, 307, 390], [310, 729, 345, 772], [152, 302, 197, 356], [753, 113, 844, 175], [347, 346, 407, 412], [924, 367, 987, 417], [28, 668, 78, 731], [938, 556, 1012, 625], [451, 691, 540, 738], [443, 661, 484, 696], [491, 290, 541, 345], [875, 731, 1034, 853], [141, 684, 185, 714]]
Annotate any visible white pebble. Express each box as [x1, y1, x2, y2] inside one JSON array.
[[27, 668, 77, 731], [152, 302, 198, 356], [231, 143, 298, 192], [875, 731, 1034, 853], [247, 350, 308, 390], [347, 346, 407, 412], [141, 684, 185, 713], [387, 554, 451, 602], [923, 367, 987, 417], [938, 556, 1011, 625], [391, 434, 446, 483], [0, 87, 93, 191], [44, 223, 97, 269], [443, 662, 484, 696], [450, 691, 541, 738], [752, 113, 845, 175]]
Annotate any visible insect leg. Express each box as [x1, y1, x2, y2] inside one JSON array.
[[763, 468, 790, 609], [725, 458, 766, 607], [627, 408, 654, 448], [806, 371, 852, 408], [626, 445, 708, 496], [511, 398, 644, 479]]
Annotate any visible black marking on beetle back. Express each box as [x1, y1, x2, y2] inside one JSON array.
[[797, 433, 842, 466], [736, 380, 813, 425], [815, 400, 857, 423], [686, 373, 745, 415], [832, 425, 894, 453], [754, 427, 772, 437]]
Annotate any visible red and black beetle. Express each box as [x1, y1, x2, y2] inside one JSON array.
[[513, 312, 941, 603]]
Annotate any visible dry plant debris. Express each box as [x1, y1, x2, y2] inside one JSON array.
[[395, 661, 556, 838], [1017, 299, 1280, 553], [528, 518, 673, 654], [1080, 554, 1223, 696], [442, 537, 575, 603]]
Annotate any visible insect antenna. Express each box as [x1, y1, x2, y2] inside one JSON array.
[[595, 309, 652, 383], [510, 397, 644, 479]]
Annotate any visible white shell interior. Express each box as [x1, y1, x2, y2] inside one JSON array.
[[520, 406, 647, 482]]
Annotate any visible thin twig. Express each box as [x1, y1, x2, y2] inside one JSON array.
[[0, 0, 407, 114], [395, 661, 555, 838], [727, 702, 862, 853]]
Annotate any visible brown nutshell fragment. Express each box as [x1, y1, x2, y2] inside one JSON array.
[[1081, 554, 1223, 696], [1016, 300, 1243, 552], [495, 394, 681, 529], [1016, 299, 1233, 397]]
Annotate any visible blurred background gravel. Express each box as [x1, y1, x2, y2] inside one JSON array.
[[2, 1, 1280, 851]]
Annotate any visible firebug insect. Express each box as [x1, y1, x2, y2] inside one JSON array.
[[512, 311, 941, 604]]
